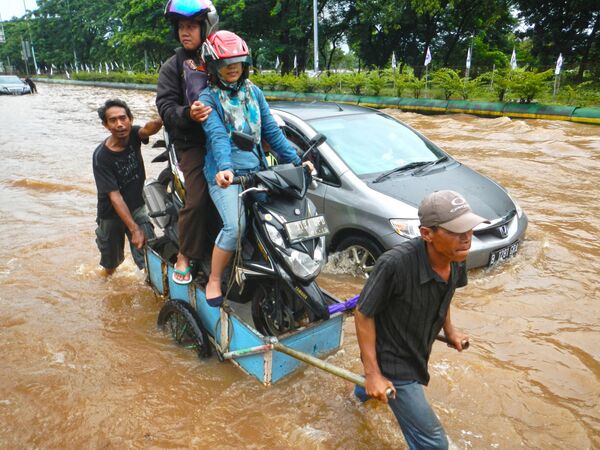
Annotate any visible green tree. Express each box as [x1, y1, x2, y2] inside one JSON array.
[[432, 67, 462, 99], [515, 0, 600, 81]]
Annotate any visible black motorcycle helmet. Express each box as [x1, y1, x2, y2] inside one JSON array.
[[164, 0, 219, 43]]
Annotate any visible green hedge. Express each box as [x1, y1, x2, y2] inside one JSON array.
[[53, 68, 600, 108]]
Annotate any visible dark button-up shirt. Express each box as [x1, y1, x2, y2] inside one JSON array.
[[357, 237, 467, 385]]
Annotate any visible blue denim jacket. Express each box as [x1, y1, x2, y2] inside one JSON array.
[[200, 84, 301, 185]]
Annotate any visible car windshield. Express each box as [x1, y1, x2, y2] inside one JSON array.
[[0, 76, 24, 85], [309, 112, 445, 177]]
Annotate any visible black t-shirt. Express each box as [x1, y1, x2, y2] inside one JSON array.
[[92, 125, 149, 219], [357, 237, 468, 385]]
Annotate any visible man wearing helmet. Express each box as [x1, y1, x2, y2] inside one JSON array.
[[156, 0, 219, 284]]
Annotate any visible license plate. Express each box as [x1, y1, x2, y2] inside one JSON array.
[[284, 215, 329, 244], [488, 241, 519, 267]]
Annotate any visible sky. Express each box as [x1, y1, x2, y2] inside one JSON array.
[[0, 0, 38, 21]]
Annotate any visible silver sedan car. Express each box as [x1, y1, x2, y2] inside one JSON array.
[[0, 75, 32, 95], [270, 101, 528, 276]]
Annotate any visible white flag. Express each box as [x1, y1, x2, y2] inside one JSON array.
[[424, 47, 432, 66], [466, 47, 472, 69], [555, 53, 563, 75], [510, 48, 517, 69], [391, 51, 397, 70], [294, 54, 297, 69], [275, 56, 280, 69]]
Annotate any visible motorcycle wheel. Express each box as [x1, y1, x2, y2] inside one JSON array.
[[251, 282, 306, 336], [157, 300, 211, 358]]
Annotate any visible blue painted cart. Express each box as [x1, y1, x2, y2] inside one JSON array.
[[144, 239, 361, 386]]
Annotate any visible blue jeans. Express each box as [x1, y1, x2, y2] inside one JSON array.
[[208, 182, 245, 252], [388, 380, 448, 450]]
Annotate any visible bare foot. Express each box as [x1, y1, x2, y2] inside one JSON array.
[[173, 253, 192, 284]]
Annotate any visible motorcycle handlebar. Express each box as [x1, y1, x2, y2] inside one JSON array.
[[231, 175, 246, 185]]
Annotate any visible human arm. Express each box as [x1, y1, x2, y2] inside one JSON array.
[[442, 308, 469, 352], [156, 58, 197, 131], [138, 117, 163, 141], [107, 191, 146, 249], [200, 90, 234, 187], [254, 87, 301, 166], [354, 310, 396, 403]]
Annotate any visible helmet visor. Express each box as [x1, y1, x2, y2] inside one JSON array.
[[166, 0, 214, 18]]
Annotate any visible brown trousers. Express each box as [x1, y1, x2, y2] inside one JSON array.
[[176, 147, 213, 260]]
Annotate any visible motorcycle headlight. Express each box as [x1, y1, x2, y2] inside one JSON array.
[[390, 219, 420, 239], [283, 249, 321, 280], [265, 223, 285, 248]]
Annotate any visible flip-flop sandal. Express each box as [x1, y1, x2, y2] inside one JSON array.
[[172, 266, 192, 285]]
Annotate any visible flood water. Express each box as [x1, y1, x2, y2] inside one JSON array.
[[1, 84, 598, 449]]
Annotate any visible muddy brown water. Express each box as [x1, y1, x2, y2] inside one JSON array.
[[0, 84, 598, 449]]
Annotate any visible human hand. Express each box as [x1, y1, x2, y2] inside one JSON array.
[[364, 373, 395, 404], [190, 101, 212, 123], [302, 160, 314, 173], [216, 170, 234, 188], [131, 227, 146, 249], [444, 329, 470, 352]]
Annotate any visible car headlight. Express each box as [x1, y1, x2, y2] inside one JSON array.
[[505, 190, 523, 218], [390, 219, 420, 239]]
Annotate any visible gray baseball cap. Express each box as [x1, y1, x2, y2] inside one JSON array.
[[418, 190, 490, 233]]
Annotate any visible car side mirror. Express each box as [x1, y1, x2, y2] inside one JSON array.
[[309, 133, 326, 147]]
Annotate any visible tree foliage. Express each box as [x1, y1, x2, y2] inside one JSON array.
[[0, 0, 597, 87]]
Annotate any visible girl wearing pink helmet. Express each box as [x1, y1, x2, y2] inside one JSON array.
[[198, 31, 311, 306]]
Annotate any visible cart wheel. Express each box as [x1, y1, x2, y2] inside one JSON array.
[[157, 300, 211, 358]]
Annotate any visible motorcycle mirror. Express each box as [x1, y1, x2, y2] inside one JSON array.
[[232, 131, 255, 152], [301, 133, 327, 160]]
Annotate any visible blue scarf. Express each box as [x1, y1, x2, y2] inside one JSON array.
[[212, 79, 261, 146]]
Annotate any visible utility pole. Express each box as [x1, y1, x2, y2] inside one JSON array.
[[65, 0, 78, 68], [313, 0, 318, 73], [22, 1, 38, 73]]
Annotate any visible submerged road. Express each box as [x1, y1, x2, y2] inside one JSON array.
[[0, 83, 599, 449]]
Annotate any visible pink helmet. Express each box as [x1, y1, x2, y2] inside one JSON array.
[[201, 30, 252, 79]]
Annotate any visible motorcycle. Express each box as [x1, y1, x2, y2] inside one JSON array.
[[142, 131, 332, 336]]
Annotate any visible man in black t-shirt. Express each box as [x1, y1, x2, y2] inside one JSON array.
[[93, 99, 163, 274], [355, 190, 489, 450]]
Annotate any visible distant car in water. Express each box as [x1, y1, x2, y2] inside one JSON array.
[[0, 75, 32, 95], [270, 101, 528, 276]]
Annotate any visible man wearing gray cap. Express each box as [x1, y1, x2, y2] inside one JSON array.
[[354, 190, 489, 449]]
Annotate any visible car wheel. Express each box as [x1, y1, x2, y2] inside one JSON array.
[[335, 236, 382, 278]]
